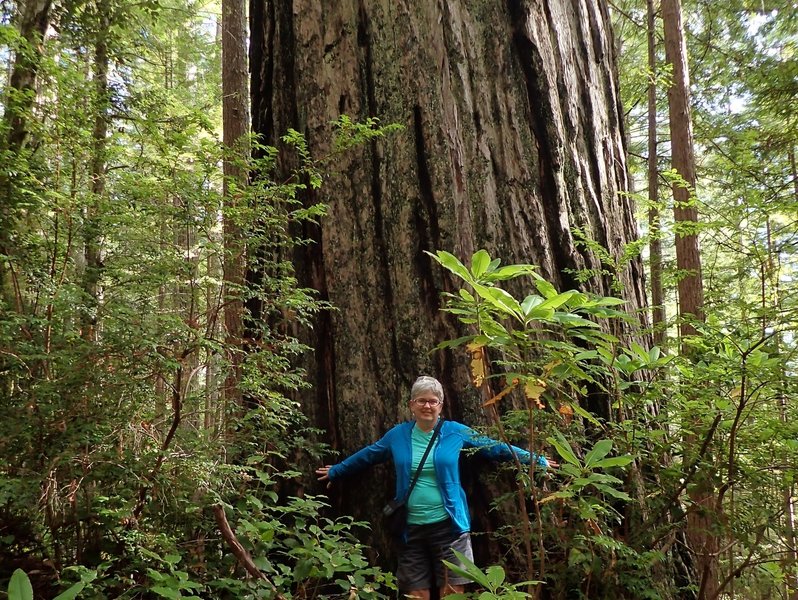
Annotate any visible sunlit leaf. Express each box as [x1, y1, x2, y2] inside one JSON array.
[[535, 278, 558, 298], [471, 249, 491, 278], [483, 381, 518, 407], [523, 378, 546, 409], [427, 250, 473, 283], [466, 341, 487, 387], [558, 403, 574, 425]]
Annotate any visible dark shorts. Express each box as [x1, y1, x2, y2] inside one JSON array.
[[397, 518, 474, 591]]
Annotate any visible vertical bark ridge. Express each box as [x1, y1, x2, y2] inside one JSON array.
[[358, 2, 404, 390], [507, 0, 579, 290], [412, 105, 443, 314]]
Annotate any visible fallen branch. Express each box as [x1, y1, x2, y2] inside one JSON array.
[[212, 504, 284, 598]]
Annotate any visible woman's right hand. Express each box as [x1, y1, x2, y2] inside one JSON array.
[[315, 465, 333, 489]]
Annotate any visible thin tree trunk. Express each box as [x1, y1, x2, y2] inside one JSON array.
[[662, 0, 715, 596], [662, 0, 703, 336], [82, 2, 109, 343], [222, 0, 250, 413], [647, 0, 665, 347]]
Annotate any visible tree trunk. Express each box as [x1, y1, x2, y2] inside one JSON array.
[[250, 0, 648, 570], [82, 2, 109, 343], [0, 0, 53, 308], [647, 0, 665, 347], [662, 0, 715, 597], [222, 0, 250, 411], [4, 0, 52, 153], [661, 0, 703, 337]]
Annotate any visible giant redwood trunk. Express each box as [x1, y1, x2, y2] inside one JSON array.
[[250, 0, 648, 569]]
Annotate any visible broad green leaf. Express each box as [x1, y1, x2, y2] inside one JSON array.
[[586, 472, 624, 485], [8, 570, 33, 600], [427, 251, 473, 283], [489, 264, 538, 281], [571, 403, 602, 427], [485, 564, 506, 588], [559, 463, 582, 478], [458, 288, 475, 302], [472, 283, 523, 318], [527, 305, 555, 320], [536, 290, 578, 311], [554, 314, 600, 328], [583, 296, 627, 307], [443, 550, 491, 588], [591, 483, 632, 502], [648, 346, 663, 362], [535, 278, 558, 298], [471, 249, 491, 278], [584, 440, 613, 469], [53, 582, 86, 600], [486, 258, 501, 272], [547, 432, 581, 467], [151, 586, 181, 600], [520, 294, 544, 316], [592, 456, 634, 468], [630, 342, 650, 362]]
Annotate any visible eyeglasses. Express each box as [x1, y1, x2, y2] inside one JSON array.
[[412, 398, 442, 407]]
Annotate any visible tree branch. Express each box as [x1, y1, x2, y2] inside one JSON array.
[[213, 504, 284, 598]]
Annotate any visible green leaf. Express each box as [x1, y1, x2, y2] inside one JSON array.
[[458, 288, 475, 302], [489, 264, 538, 281], [592, 456, 634, 468], [53, 582, 86, 600], [485, 564, 506, 588], [554, 314, 600, 328], [8, 570, 33, 600], [583, 440, 613, 469], [591, 483, 632, 502], [472, 283, 523, 318], [471, 249, 491, 278], [536, 290, 578, 311], [547, 432, 581, 467], [584, 296, 627, 307], [151, 586, 181, 599], [535, 278, 558, 298], [521, 294, 544, 316], [571, 403, 602, 426], [427, 251, 473, 284], [442, 550, 491, 588]]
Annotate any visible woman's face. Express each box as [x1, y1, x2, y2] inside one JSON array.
[[409, 392, 443, 430]]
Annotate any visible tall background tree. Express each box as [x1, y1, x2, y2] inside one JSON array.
[[221, 0, 249, 410]]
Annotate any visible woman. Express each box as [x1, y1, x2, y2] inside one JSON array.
[[316, 375, 554, 599]]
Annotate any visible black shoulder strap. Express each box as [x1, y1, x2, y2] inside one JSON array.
[[403, 418, 444, 502]]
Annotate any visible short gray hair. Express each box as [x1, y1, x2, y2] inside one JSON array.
[[410, 376, 444, 402]]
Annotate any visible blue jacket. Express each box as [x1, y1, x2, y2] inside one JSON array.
[[328, 419, 548, 535]]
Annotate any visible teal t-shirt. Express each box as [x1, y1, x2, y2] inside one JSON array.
[[406, 424, 449, 525]]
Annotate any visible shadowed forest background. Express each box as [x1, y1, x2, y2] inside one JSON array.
[[1, 0, 797, 599]]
